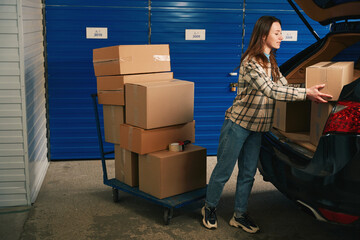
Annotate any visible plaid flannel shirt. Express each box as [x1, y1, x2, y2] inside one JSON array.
[[225, 57, 307, 132]]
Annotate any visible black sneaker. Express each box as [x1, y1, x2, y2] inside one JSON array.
[[229, 213, 259, 233], [201, 206, 218, 229]]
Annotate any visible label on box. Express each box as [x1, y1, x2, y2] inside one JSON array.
[[153, 55, 170, 62]]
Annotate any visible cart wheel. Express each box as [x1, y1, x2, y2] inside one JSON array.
[[112, 188, 119, 202], [163, 207, 173, 225]]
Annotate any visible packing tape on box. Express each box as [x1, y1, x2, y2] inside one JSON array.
[[153, 55, 170, 62], [169, 143, 183, 152]]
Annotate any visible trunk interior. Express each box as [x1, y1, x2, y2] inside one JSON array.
[[272, 32, 360, 156]]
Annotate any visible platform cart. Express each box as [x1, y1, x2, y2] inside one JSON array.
[[91, 94, 207, 225]]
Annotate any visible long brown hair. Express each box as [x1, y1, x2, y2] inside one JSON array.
[[241, 16, 281, 82]]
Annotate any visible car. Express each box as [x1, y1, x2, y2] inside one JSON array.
[[258, 0, 360, 227]]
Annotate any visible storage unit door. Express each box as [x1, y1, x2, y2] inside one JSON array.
[[244, 0, 330, 66], [45, 1, 149, 159], [151, 0, 244, 155], [45, 0, 331, 159]]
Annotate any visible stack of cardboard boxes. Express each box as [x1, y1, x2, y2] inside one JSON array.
[[273, 61, 356, 147], [93, 44, 206, 199]]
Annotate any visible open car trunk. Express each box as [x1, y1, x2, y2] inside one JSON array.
[[272, 32, 360, 158]]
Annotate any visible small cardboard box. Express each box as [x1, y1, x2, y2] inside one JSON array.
[[126, 79, 194, 129], [93, 44, 171, 76], [139, 144, 206, 199], [96, 72, 174, 91], [306, 61, 354, 101], [119, 121, 195, 154], [310, 102, 335, 146], [273, 101, 311, 132], [103, 105, 125, 143], [98, 90, 124, 106], [114, 145, 139, 187]]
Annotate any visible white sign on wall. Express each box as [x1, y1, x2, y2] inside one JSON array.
[[86, 27, 108, 39], [282, 31, 298, 41], [185, 29, 206, 40]]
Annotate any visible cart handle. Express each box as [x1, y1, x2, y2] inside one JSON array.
[[91, 93, 109, 182]]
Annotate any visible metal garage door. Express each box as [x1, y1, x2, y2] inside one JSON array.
[[45, 1, 149, 159], [45, 0, 329, 159], [244, 0, 329, 66], [150, 1, 244, 155]]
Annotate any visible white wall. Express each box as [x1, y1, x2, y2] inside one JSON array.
[[0, 0, 48, 207], [21, 0, 48, 203]]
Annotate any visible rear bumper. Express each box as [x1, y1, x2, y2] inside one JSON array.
[[259, 132, 360, 224]]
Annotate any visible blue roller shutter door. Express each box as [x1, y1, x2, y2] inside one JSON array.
[[151, 0, 244, 155], [45, 0, 331, 159], [45, 1, 149, 159], [244, 0, 329, 66]]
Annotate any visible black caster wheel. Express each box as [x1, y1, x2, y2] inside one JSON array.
[[163, 207, 173, 225], [112, 188, 119, 202]]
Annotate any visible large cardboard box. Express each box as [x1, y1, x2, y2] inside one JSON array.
[[114, 145, 139, 187], [119, 121, 195, 154], [273, 101, 311, 132], [126, 79, 194, 129], [310, 102, 335, 146], [93, 44, 171, 76], [306, 61, 354, 101], [103, 105, 125, 143], [139, 144, 206, 199], [97, 72, 173, 91], [98, 90, 124, 106]]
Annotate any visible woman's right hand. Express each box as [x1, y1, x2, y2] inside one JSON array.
[[306, 84, 333, 103]]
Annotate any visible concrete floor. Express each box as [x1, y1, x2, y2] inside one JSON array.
[[1, 157, 359, 240]]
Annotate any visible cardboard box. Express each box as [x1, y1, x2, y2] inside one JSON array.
[[139, 144, 206, 199], [93, 44, 171, 76], [114, 145, 139, 187], [273, 101, 311, 132], [103, 105, 125, 143], [98, 90, 124, 106], [306, 61, 354, 101], [126, 79, 194, 129], [310, 102, 335, 146], [96, 72, 173, 91], [119, 121, 195, 154]]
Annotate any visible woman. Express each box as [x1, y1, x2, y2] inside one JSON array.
[[201, 16, 332, 233]]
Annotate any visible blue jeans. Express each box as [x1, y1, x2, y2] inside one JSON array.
[[205, 119, 262, 215]]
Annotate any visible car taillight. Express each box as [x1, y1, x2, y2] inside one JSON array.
[[323, 101, 360, 135], [318, 208, 359, 225]]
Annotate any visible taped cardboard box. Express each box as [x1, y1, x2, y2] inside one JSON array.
[[97, 72, 174, 91], [126, 79, 194, 129], [103, 105, 125, 144], [119, 121, 195, 155], [98, 90, 124, 106], [273, 101, 311, 132], [310, 102, 335, 146], [306, 61, 354, 101], [93, 44, 171, 76], [114, 145, 139, 187], [139, 144, 206, 199]]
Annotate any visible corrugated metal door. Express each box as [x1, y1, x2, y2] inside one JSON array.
[[151, 0, 244, 155], [244, 0, 329, 66], [45, 1, 149, 159], [45, 0, 331, 159]]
